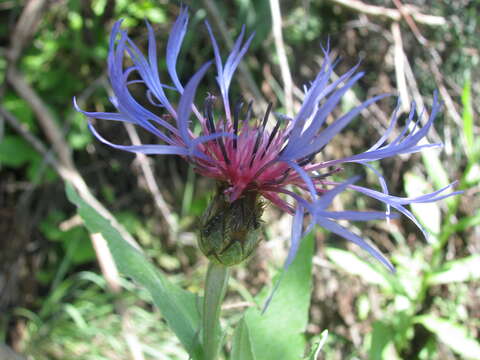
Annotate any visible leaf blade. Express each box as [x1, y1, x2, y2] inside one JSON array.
[[65, 183, 203, 359], [238, 233, 315, 360], [416, 315, 480, 360]]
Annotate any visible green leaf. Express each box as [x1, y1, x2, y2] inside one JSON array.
[[231, 319, 256, 360], [234, 233, 314, 360], [326, 247, 392, 291], [369, 321, 401, 360], [416, 315, 480, 360], [27, 156, 57, 183], [462, 79, 474, 156], [404, 172, 441, 237], [65, 183, 203, 359], [429, 255, 480, 284], [3, 93, 36, 131], [421, 146, 454, 210], [0, 135, 39, 168], [421, 151, 450, 191], [306, 330, 328, 360], [465, 163, 480, 185], [61, 228, 96, 265]]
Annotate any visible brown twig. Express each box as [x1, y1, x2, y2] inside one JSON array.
[[327, 0, 446, 26], [390, 21, 442, 144], [392, 0, 429, 45], [222, 301, 254, 310], [329, 0, 456, 146], [97, 78, 178, 238], [0, 105, 140, 248], [0, 105, 146, 360], [391, 1, 462, 133], [3, 2, 145, 358], [269, 0, 294, 116], [124, 122, 179, 235], [6, 68, 74, 169], [5, 0, 47, 63]]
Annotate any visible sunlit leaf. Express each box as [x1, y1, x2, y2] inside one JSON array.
[[404, 172, 441, 238], [231, 319, 256, 360], [416, 315, 480, 360], [0, 135, 39, 168], [232, 233, 314, 359], [306, 330, 329, 360], [369, 321, 401, 360], [421, 151, 450, 191], [326, 247, 392, 290], [65, 183, 203, 359], [429, 255, 480, 284], [462, 79, 474, 156]]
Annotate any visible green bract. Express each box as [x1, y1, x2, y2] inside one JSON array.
[[199, 187, 263, 266]]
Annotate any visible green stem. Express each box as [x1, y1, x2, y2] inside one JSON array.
[[203, 261, 230, 360]]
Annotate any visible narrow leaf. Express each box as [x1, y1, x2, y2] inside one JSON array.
[[326, 247, 392, 290], [239, 233, 314, 359], [404, 172, 441, 237], [231, 319, 256, 360], [65, 184, 203, 359], [462, 79, 474, 156], [369, 321, 401, 360], [416, 315, 480, 360], [429, 255, 480, 284], [306, 330, 329, 360]]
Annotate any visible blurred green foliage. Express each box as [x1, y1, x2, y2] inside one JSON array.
[[0, 1, 478, 359]]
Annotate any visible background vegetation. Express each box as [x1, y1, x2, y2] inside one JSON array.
[[1, 0, 478, 359]]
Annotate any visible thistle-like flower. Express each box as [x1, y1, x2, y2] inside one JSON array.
[[75, 8, 461, 269]]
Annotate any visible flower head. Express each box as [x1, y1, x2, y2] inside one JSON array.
[[75, 8, 461, 270]]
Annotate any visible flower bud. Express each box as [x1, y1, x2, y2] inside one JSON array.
[[199, 188, 263, 266]]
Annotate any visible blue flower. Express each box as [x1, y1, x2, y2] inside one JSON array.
[[75, 7, 462, 272]]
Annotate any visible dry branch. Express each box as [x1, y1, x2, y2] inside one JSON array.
[[327, 0, 446, 26], [3, 1, 145, 358], [269, 0, 294, 116]]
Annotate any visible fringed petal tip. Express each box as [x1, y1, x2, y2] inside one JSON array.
[[72, 96, 81, 112], [166, 5, 190, 92], [87, 121, 189, 156]]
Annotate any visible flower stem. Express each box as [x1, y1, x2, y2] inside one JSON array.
[[203, 261, 230, 360]]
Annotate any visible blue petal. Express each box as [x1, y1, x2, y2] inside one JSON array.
[[105, 27, 179, 142], [292, 68, 365, 147], [316, 217, 395, 272], [285, 205, 305, 269], [287, 53, 336, 142], [315, 176, 361, 209], [88, 122, 188, 156], [177, 61, 212, 146], [349, 182, 462, 238], [316, 210, 398, 221], [351, 181, 459, 205], [297, 94, 389, 159], [73, 97, 128, 122], [205, 21, 254, 121], [224, 27, 255, 89], [167, 6, 189, 92], [360, 162, 391, 216], [285, 160, 318, 200], [367, 99, 401, 151], [205, 21, 224, 79], [124, 27, 176, 116]]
